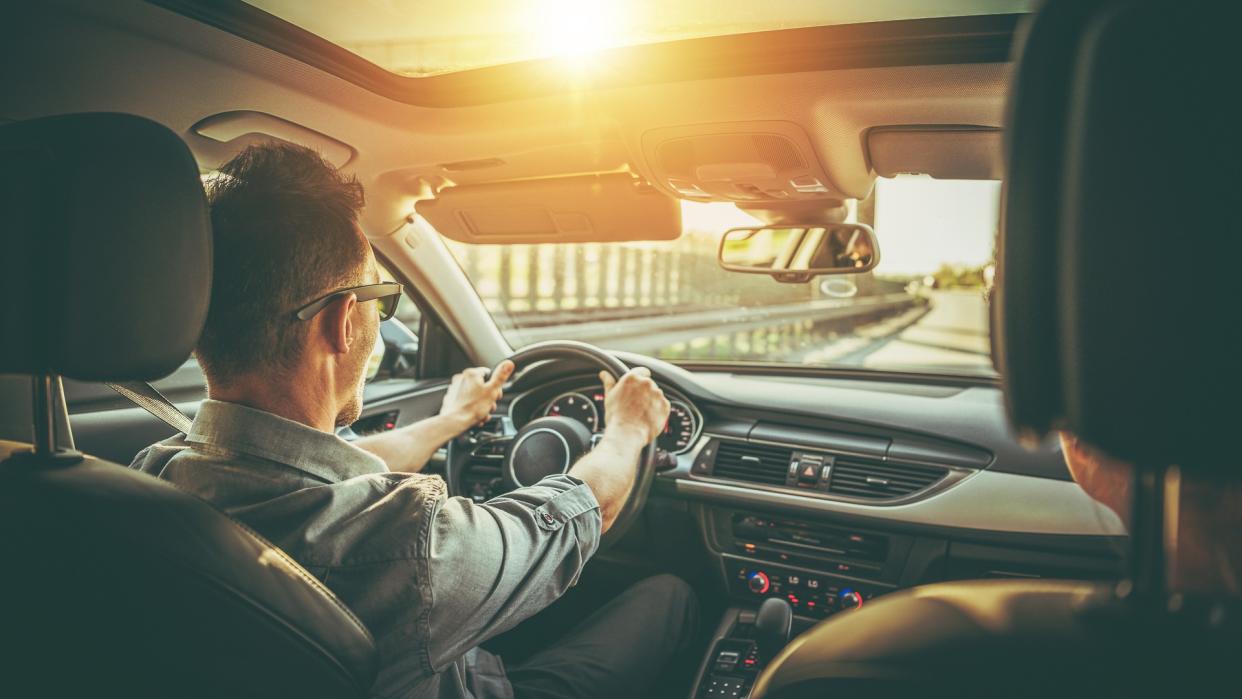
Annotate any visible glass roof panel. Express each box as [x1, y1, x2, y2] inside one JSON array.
[[243, 0, 1031, 77]]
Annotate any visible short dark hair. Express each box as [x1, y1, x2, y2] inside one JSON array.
[[196, 142, 368, 384]]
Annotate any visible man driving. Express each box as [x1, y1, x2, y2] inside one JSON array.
[[130, 143, 698, 699]]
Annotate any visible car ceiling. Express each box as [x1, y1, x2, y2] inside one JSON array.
[[4, 0, 1012, 238]]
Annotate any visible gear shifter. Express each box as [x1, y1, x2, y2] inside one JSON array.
[[754, 596, 793, 661]]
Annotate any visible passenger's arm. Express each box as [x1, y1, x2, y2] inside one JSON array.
[[355, 360, 514, 472]]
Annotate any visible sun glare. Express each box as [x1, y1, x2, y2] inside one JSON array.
[[529, 0, 626, 60]]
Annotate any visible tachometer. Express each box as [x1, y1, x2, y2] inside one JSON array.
[[658, 401, 698, 453], [544, 392, 599, 431]]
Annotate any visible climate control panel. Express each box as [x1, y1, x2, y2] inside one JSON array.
[[729, 559, 887, 618]]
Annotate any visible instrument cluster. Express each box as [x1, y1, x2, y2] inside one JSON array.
[[536, 384, 702, 454]]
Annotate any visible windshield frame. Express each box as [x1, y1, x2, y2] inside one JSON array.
[[149, 0, 1021, 107]]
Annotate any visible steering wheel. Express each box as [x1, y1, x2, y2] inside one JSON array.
[[445, 340, 658, 549]]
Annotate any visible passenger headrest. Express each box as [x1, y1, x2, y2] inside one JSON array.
[[0, 113, 211, 381], [995, 0, 1236, 472]]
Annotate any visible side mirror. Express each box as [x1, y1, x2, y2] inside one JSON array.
[[365, 332, 386, 382], [371, 320, 420, 382], [718, 223, 880, 283]]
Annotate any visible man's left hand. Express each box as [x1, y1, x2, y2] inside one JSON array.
[[441, 360, 515, 429]]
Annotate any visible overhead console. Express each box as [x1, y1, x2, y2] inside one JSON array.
[[639, 121, 857, 203]]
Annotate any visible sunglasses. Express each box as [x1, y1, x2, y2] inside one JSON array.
[[294, 282, 404, 322]]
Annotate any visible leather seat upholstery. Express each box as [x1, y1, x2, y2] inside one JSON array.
[[0, 113, 378, 697], [751, 579, 1236, 698], [754, 1, 1240, 695]]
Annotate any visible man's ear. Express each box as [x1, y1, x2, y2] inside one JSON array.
[[318, 293, 357, 356]]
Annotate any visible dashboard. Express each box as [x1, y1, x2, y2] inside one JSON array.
[[363, 355, 1128, 637]]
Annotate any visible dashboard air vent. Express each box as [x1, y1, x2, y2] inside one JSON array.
[[829, 457, 948, 499], [712, 441, 793, 486]]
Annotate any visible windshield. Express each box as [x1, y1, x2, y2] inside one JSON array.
[[442, 176, 999, 376], [244, 0, 1031, 77]]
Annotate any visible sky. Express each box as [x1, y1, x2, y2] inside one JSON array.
[[872, 177, 999, 275]]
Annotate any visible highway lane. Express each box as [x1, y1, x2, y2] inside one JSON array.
[[497, 288, 993, 375], [861, 289, 992, 372], [795, 289, 992, 373]]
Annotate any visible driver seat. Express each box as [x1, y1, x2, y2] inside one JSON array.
[[0, 113, 378, 697]]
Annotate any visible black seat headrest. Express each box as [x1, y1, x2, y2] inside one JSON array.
[[995, 0, 1238, 472], [0, 113, 211, 381]]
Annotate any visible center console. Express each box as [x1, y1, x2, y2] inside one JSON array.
[[715, 510, 915, 619], [689, 508, 930, 697]]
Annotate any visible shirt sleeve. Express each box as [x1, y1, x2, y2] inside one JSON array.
[[425, 473, 601, 670]]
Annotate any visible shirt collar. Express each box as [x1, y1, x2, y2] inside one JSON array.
[[186, 399, 388, 483]]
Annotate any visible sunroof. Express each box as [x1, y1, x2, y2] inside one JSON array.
[[243, 0, 1032, 77]]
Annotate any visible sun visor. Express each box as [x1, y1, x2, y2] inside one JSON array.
[[867, 126, 1002, 180], [416, 173, 681, 244]]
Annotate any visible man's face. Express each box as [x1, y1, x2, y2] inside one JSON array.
[[334, 244, 382, 427], [1060, 432, 1132, 526]]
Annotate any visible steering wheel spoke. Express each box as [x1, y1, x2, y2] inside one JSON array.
[[468, 434, 512, 461]]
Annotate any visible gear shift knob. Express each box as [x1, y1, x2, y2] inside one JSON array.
[[754, 596, 793, 660]]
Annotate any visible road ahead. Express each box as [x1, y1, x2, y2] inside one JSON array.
[[862, 290, 992, 371], [798, 290, 992, 373], [503, 288, 993, 374]]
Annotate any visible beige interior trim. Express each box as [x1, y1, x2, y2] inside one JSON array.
[[416, 173, 682, 244]]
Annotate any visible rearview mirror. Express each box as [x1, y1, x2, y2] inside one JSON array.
[[718, 223, 879, 283]]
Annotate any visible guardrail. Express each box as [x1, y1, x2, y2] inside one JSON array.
[[501, 293, 919, 354]]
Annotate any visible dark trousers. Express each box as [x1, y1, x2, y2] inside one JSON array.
[[501, 574, 700, 699]]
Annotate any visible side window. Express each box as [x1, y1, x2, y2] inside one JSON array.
[[64, 357, 207, 416], [373, 258, 422, 381]]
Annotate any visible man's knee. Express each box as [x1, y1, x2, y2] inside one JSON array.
[[628, 574, 699, 649]]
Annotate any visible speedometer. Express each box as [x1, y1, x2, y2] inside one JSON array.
[[658, 401, 698, 453], [544, 392, 599, 431]]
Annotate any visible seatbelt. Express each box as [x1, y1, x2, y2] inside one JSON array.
[[106, 381, 194, 435]]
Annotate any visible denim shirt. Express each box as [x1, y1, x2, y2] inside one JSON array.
[[130, 400, 602, 699]]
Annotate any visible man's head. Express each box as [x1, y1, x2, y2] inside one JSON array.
[[1061, 432, 1242, 594], [196, 142, 380, 427]]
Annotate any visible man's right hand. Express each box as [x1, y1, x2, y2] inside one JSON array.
[[565, 368, 670, 533], [598, 368, 671, 446]]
